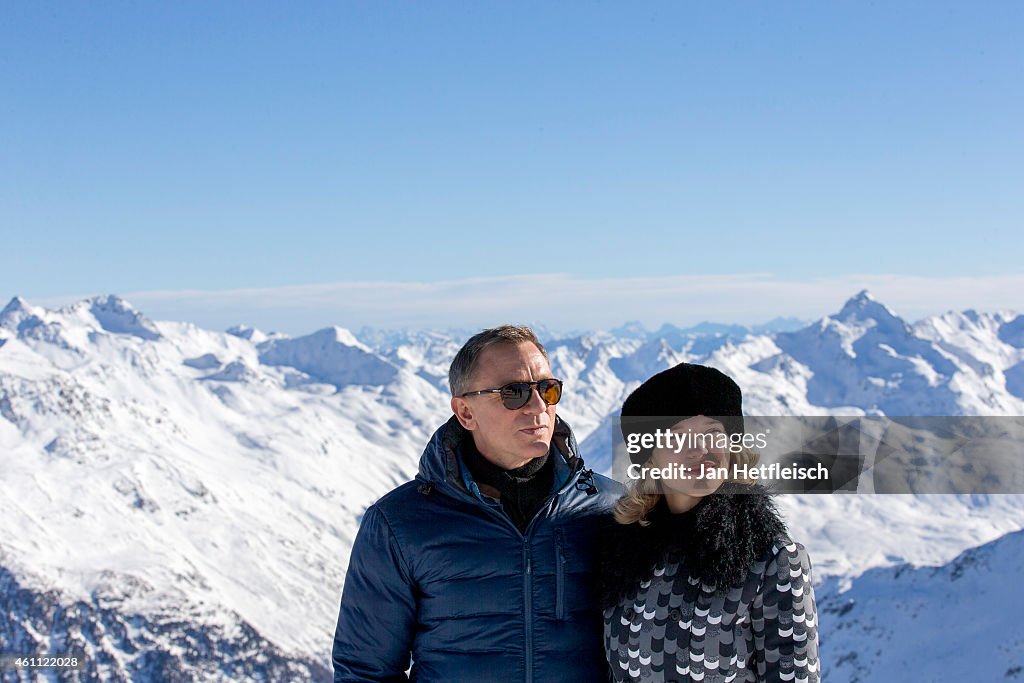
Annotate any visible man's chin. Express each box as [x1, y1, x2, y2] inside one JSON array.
[[519, 434, 553, 456]]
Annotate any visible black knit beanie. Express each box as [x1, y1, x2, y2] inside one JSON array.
[[620, 362, 744, 465]]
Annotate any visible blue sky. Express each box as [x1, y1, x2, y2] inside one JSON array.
[[3, 2, 1022, 331]]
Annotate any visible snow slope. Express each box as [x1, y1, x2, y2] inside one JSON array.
[[819, 528, 1024, 682], [2, 291, 1023, 680]]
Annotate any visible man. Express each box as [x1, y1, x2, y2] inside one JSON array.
[[332, 325, 622, 682]]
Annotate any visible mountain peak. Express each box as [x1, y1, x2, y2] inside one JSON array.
[[852, 288, 875, 302], [1, 296, 31, 316], [328, 326, 369, 351], [0, 295, 40, 329], [836, 290, 900, 325], [258, 327, 397, 388], [86, 294, 161, 340], [609, 320, 648, 338], [226, 324, 268, 344], [87, 294, 137, 313]]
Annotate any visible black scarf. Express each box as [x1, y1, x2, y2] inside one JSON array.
[[597, 483, 786, 608], [461, 436, 554, 533]]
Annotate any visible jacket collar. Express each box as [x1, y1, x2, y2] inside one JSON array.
[[598, 483, 788, 607], [416, 414, 583, 500]]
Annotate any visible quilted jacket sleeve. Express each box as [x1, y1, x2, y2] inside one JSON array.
[[752, 540, 820, 683], [332, 504, 416, 682]]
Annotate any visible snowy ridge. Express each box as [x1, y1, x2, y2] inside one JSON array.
[[0, 303, 451, 667], [819, 528, 1024, 682], [0, 563, 331, 681], [2, 290, 1023, 680], [258, 326, 400, 388]]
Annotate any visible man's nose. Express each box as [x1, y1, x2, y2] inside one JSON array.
[[522, 385, 549, 414]]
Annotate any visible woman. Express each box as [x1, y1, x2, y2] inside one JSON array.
[[600, 362, 820, 682]]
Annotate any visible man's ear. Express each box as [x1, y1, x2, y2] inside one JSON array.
[[451, 396, 477, 430]]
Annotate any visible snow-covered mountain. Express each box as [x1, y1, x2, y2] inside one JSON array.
[[819, 528, 1024, 682], [0, 296, 451, 679], [1, 290, 1023, 680]]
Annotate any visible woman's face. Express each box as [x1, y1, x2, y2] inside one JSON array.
[[648, 415, 730, 498]]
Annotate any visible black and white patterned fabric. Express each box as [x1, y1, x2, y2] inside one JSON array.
[[599, 487, 820, 682]]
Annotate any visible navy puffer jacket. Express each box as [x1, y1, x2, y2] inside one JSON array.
[[332, 415, 623, 682]]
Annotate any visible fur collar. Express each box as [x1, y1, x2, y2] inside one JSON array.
[[597, 483, 787, 608]]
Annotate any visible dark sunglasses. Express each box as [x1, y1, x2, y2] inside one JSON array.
[[460, 379, 563, 410]]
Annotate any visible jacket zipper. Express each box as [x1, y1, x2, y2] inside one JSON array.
[[438, 457, 589, 683], [555, 527, 566, 621], [523, 542, 533, 683]]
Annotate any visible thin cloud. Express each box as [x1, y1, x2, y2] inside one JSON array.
[[31, 273, 1024, 335]]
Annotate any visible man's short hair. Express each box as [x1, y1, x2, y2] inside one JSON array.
[[448, 325, 549, 396]]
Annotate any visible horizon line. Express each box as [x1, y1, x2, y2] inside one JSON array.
[[8, 272, 1022, 336]]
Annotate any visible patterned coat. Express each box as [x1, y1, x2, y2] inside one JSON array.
[[599, 485, 820, 682]]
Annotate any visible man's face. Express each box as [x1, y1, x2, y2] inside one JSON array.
[[451, 342, 557, 470]]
